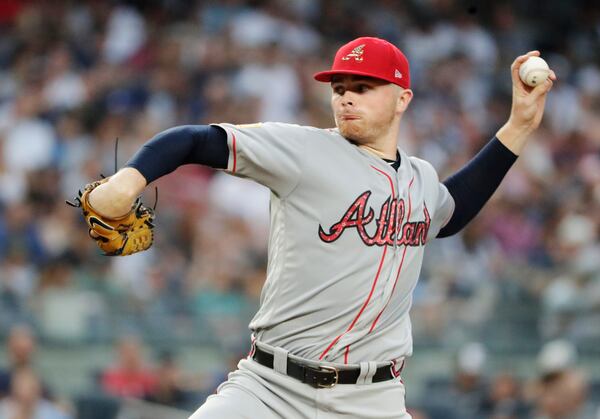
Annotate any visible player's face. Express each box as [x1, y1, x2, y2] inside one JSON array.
[[331, 75, 410, 144]]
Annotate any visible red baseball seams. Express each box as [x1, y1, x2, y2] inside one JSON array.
[[319, 166, 395, 362], [368, 177, 415, 333], [231, 133, 237, 174]]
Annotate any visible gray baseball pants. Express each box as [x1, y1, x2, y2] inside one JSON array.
[[189, 346, 411, 419]]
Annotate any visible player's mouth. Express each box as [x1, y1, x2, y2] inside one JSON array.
[[339, 114, 361, 121]]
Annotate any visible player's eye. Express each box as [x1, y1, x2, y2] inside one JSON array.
[[357, 84, 370, 93], [333, 85, 345, 95]]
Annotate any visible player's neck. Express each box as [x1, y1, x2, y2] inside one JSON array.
[[357, 128, 399, 160], [358, 144, 396, 160]]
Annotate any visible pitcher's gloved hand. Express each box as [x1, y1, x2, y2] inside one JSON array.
[[67, 178, 155, 256]]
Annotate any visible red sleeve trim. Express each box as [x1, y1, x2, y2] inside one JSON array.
[[231, 133, 237, 174]]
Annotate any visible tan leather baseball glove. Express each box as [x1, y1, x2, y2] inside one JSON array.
[[67, 178, 155, 256]]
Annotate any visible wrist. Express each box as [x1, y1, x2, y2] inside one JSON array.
[[88, 168, 147, 218], [495, 120, 531, 156], [109, 168, 147, 201]]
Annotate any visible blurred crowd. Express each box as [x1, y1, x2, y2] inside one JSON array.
[[410, 340, 599, 419], [1, 323, 599, 419], [0, 324, 232, 418], [0, 0, 598, 417]]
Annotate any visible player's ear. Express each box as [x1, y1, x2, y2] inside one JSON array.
[[396, 88, 413, 113]]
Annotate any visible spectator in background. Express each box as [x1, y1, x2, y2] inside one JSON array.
[[481, 372, 530, 419], [100, 335, 158, 399], [0, 325, 51, 400], [451, 342, 490, 418], [528, 340, 597, 419], [145, 350, 187, 409], [532, 370, 592, 419], [421, 342, 489, 419], [0, 368, 71, 419], [408, 407, 431, 419]]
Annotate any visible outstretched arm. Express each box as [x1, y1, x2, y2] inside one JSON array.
[[438, 137, 516, 237], [438, 51, 556, 238], [88, 125, 228, 218]]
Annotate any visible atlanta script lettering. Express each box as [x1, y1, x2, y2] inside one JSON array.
[[318, 191, 430, 247]]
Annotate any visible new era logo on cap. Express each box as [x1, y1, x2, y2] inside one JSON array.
[[313, 37, 411, 89]]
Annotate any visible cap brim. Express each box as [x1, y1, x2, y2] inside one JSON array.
[[313, 70, 398, 86]]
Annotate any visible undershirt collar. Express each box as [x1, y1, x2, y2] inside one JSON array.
[[382, 151, 401, 171]]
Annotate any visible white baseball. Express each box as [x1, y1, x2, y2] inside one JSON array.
[[519, 56, 550, 87]]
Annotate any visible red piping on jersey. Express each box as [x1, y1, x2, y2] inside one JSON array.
[[247, 335, 256, 359], [391, 359, 405, 377], [371, 166, 396, 197], [319, 245, 388, 361], [319, 165, 395, 363], [231, 133, 237, 174], [368, 177, 415, 333]]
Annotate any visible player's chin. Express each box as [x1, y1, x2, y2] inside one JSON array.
[[338, 121, 367, 143]]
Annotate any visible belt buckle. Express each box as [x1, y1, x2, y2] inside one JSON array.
[[317, 365, 339, 388]]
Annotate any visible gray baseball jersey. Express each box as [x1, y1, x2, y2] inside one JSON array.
[[215, 122, 454, 365]]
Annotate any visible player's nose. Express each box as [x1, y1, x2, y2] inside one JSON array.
[[340, 93, 355, 106]]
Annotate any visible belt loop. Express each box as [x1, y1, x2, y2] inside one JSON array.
[[273, 347, 289, 375], [366, 361, 378, 384], [356, 361, 377, 385]]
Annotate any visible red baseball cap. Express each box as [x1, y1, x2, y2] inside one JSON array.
[[314, 37, 410, 89]]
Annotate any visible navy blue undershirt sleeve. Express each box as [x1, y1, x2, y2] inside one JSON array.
[[437, 137, 518, 238], [125, 125, 229, 183], [128, 127, 515, 236]]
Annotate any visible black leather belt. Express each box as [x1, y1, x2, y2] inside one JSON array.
[[252, 346, 399, 388]]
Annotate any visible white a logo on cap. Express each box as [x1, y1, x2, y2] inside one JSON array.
[[342, 44, 365, 62], [395, 69, 403, 79]]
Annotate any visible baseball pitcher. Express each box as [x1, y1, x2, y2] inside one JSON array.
[[70, 37, 555, 418]]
